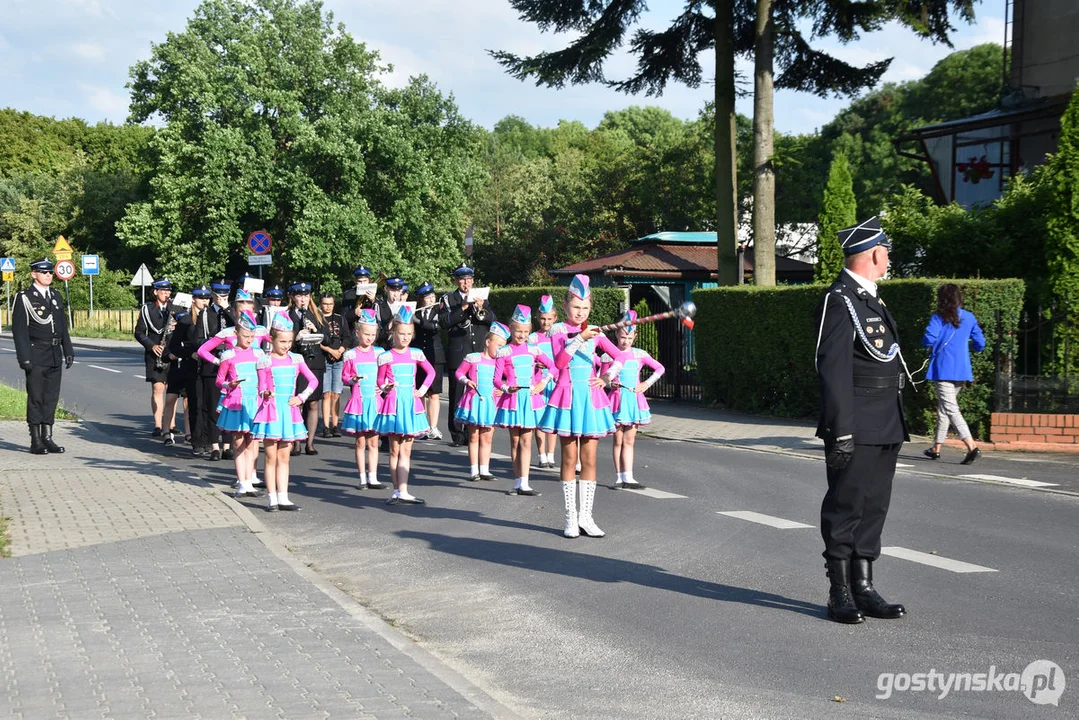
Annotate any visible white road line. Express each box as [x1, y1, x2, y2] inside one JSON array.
[[717, 511, 813, 529], [623, 487, 687, 499], [896, 463, 913, 468], [87, 364, 121, 374], [959, 473, 1059, 488], [881, 547, 997, 573], [0, 347, 14, 352], [134, 374, 146, 379]]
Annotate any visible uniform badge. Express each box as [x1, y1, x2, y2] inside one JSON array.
[[874, 339, 884, 349], [866, 326, 874, 334], [878, 325, 885, 335]]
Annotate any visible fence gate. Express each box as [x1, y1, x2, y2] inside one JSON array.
[[994, 295, 1077, 413], [633, 285, 700, 403]]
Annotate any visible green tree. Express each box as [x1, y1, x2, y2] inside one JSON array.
[[1043, 85, 1079, 372], [119, 0, 474, 291], [814, 152, 856, 282]]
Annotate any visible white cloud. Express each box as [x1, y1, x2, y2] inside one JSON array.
[[71, 42, 105, 61], [80, 83, 128, 118]]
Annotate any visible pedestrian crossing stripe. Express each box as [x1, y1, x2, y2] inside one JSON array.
[[959, 474, 1058, 488], [717, 511, 813, 529], [623, 487, 687, 499], [881, 547, 997, 573]]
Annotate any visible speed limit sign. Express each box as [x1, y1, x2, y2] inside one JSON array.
[[54, 259, 76, 281]]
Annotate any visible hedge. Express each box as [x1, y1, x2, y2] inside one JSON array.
[[694, 278, 1026, 438], [485, 285, 626, 328]]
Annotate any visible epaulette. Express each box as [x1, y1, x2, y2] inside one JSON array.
[[495, 346, 513, 358], [377, 351, 393, 366], [464, 351, 482, 364]]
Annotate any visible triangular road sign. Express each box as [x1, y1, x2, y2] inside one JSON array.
[[53, 235, 74, 254], [130, 263, 155, 286]]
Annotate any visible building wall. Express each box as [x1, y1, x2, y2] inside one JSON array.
[[1012, 0, 1079, 99]]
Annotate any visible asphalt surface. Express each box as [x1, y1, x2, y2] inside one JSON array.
[[2, 338, 1077, 719]]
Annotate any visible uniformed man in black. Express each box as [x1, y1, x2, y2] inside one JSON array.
[[342, 266, 392, 341], [134, 277, 176, 435], [814, 217, 908, 625], [161, 286, 210, 448], [440, 263, 495, 445], [12, 258, 73, 454]]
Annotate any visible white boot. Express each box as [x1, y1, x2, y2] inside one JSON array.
[[578, 480, 605, 537], [562, 480, 579, 538]]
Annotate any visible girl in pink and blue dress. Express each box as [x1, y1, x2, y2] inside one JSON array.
[[455, 322, 509, 483], [340, 308, 386, 491], [539, 275, 622, 538], [602, 310, 665, 490], [528, 294, 559, 469], [214, 310, 265, 498], [252, 313, 317, 512], [375, 305, 435, 505], [495, 306, 555, 496]]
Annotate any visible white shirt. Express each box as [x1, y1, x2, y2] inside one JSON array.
[[32, 283, 51, 297], [844, 268, 878, 298]]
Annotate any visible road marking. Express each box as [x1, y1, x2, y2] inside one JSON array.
[[717, 511, 813, 529], [896, 463, 913, 468], [0, 347, 14, 352], [134, 374, 146, 379], [881, 546, 997, 573], [623, 487, 687, 499], [88, 364, 121, 373], [959, 473, 1059, 488]]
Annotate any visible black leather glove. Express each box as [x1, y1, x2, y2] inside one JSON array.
[[65, 355, 75, 369], [826, 436, 855, 471], [20, 360, 32, 371]]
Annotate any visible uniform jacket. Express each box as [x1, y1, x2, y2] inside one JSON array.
[[168, 309, 210, 380], [439, 290, 496, 367], [189, 305, 224, 377], [288, 306, 327, 373], [922, 308, 986, 382], [12, 284, 72, 368], [342, 289, 393, 344], [411, 304, 445, 365], [134, 301, 174, 357], [814, 271, 909, 446]]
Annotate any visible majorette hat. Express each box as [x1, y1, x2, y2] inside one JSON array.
[[489, 322, 511, 341], [236, 310, 258, 331], [538, 295, 554, 314], [357, 308, 379, 326], [234, 288, 254, 303], [568, 274, 590, 300], [510, 304, 531, 325], [270, 312, 294, 332], [622, 310, 638, 333], [393, 304, 415, 324]]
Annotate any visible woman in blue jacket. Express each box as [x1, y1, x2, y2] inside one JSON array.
[[922, 284, 986, 464]]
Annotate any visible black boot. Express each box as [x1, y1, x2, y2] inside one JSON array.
[[29, 424, 47, 455], [825, 559, 865, 624], [41, 424, 65, 453], [851, 558, 906, 619]]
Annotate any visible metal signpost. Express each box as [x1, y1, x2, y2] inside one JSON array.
[[247, 230, 272, 279], [130, 263, 155, 305], [1, 257, 14, 333], [81, 254, 100, 317]]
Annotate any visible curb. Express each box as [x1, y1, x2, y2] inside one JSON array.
[[60, 419, 520, 719]]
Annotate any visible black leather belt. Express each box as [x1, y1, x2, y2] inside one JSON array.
[[854, 374, 904, 389], [33, 339, 62, 346]]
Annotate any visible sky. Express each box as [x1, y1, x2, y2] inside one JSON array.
[[1, 0, 1007, 135]]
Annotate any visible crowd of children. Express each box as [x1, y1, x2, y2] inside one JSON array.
[[199, 273, 664, 536]]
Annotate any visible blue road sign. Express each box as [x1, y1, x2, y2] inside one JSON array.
[[0, 257, 14, 272], [248, 231, 272, 255], [81, 254, 100, 275]]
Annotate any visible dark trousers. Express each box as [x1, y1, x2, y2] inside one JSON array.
[[195, 375, 221, 447], [821, 442, 902, 561], [446, 362, 465, 441], [24, 364, 62, 425]]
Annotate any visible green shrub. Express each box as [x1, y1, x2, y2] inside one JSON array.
[[694, 278, 1025, 438]]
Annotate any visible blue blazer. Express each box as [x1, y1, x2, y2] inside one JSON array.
[[922, 308, 986, 382]]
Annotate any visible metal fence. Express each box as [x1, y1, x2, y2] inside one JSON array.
[[633, 288, 701, 403], [994, 294, 1078, 413]]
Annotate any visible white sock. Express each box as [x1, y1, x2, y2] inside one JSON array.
[[279, 491, 290, 505], [359, 471, 367, 485], [513, 477, 523, 490], [470, 464, 479, 477], [268, 492, 278, 506], [391, 488, 400, 498], [545, 453, 553, 464], [625, 472, 636, 484], [398, 488, 413, 500], [520, 476, 530, 490], [370, 471, 378, 484], [480, 464, 489, 475]]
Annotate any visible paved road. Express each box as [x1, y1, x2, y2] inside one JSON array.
[[2, 338, 1077, 719]]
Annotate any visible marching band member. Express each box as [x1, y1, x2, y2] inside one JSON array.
[[602, 311, 665, 489], [494, 306, 555, 496], [287, 282, 324, 455], [375, 305, 435, 505], [539, 275, 620, 538], [215, 311, 265, 498], [162, 285, 213, 448], [341, 309, 385, 490], [252, 312, 318, 512], [411, 282, 445, 440], [440, 263, 496, 446], [134, 278, 175, 436], [529, 294, 558, 468], [454, 322, 510, 483]]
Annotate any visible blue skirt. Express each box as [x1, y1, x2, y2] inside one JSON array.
[[494, 390, 541, 429], [217, 399, 257, 434], [455, 396, 497, 428], [375, 396, 429, 437], [252, 406, 307, 442], [612, 389, 652, 427], [539, 383, 615, 438], [341, 395, 379, 435]]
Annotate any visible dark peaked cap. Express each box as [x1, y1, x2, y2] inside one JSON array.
[[840, 216, 892, 256]]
